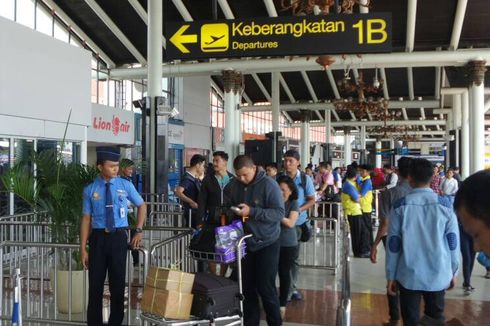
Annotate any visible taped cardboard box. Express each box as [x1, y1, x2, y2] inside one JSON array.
[[141, 286, 193, 320], [146, 267, 195, 293]]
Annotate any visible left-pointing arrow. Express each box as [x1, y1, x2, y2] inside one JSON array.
[[170, 25, 197, 54]]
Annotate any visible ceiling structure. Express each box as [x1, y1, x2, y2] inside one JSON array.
[[45, 0, 490, 140]]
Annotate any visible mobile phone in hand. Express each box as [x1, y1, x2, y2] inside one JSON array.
[[230, 206, 241, 214]]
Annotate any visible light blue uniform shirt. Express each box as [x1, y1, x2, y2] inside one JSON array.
[[292, 170, 315, 225], [83, 176, 144, 229], [386, 188, 460, 292]]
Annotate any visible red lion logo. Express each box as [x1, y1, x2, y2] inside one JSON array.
[[112, 116, 120, 136]]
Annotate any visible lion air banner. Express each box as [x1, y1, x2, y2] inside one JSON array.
[[88, 104, 135, 145]]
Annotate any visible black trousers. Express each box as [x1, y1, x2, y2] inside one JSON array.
[[242, 240, 282, 326], [87, 229, 128, 326], [278, 246, 296, 307], [348, 215, 370, 257], [459, 224, 476, 287], [398, 284, 445, 326], [362, 212, 373, 248], [382, 236, 400, 321]]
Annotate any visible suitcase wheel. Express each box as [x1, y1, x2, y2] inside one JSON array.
[[236, 293, 245, 301]]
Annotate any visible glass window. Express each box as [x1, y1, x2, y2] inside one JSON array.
[[108, 80, 116, 107], [16, 0, 35, 29], [53, 20, 68, 42], [0, 138, 11, 216], [35, 3, 52, 36], [0, 0, 15, 21], [69, 35, 82, 47]]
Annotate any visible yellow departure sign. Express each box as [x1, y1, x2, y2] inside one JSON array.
[[166, 14, 391, 60]]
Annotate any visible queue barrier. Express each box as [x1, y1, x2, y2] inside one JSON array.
[[336, 218, 351, 326]]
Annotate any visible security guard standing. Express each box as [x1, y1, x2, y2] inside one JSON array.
[[80, 147, 146, 326]]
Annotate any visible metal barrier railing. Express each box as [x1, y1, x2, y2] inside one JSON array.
[[0, 240, 149, 325], [299, 202, 342, 273], [336, 218, 351, 326], [149, 228, 195, 273]]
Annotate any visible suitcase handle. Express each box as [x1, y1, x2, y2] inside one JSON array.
[[207, 297, 216, 306]]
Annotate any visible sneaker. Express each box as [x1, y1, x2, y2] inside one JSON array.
[[280, 306, 286, 320], [291, 291, 303, 301], [485, 271, 490, 279], [463, 286, 475, 295]]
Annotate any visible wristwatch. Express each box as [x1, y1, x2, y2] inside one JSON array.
[[135, 227, 143, 234]]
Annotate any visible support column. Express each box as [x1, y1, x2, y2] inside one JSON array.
[[147, 0, 163, 194], [375, 139, 382, 168], [223, 70, 242, 169], [271, 72, 280, 162], [467, 60, 486, 174], [360, 125, 366, 164], [300, 122, 310, 170], [461, 91, 470, 178], [344, 128, 352, 167], [324, 109, 332, 163], [81, 126, 88, 164]]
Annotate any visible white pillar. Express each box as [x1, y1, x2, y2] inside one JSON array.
[[344, 133, 352, 166], [272, 72, 280, 162], [147, 0, 163, 193], [360, 126, 366, 150], [325, 109, 331, 143], [375, 140, 382, 168], [461, 91, 470, 178], [300, 121, 310, 169], [223, 70, 242, 168], [271, 72, 280, 132], [468, 60, 486, 174], [454, 128, 460, 168], [81, 126, 88, 164], [224, 88, 235, 169]]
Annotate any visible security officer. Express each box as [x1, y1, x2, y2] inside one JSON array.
[[80, 147, 146, 326]]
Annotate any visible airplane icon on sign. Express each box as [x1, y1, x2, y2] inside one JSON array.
[[205, 35, 225, 45]]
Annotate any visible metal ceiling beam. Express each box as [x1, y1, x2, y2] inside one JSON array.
[[172, 0, 193, 22], [110, 49, 490, 79], [84, 0, 146, 64], [449, 0, 468, 50], [262, 0, 314, 124], [300, 71, 324, 121], [252, 73, 271, 100], [42, 0, 115, 68], [288, 120, 446, 127], [240, 100, 439, 112], [325, 70, 341, 121], [380, 68, 390, 99], [217, 0, 235, 19], [128, 0, 167, 48]]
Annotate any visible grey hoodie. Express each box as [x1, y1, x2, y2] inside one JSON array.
[[227, 170, 285, 252]]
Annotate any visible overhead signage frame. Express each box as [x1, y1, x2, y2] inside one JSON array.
[[166, 13, 391, 60]]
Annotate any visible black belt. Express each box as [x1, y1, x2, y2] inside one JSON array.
[[92, 228, 128, 234]]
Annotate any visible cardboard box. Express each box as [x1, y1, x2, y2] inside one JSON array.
[[146, 267, 195, 293], [141, 286, 193, 320]]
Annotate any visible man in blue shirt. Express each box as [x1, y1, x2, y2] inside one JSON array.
[[386, 158, 459, 326], [283, 150, 315, 301], [80, 147, 146, 326]]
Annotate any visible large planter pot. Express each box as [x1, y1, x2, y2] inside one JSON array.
[[50, 269, 88, 314]]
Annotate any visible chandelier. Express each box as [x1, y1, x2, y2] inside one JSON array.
[[281, 0, 371, 15], [367, 109, 417, 140], [333, 70, 388, 119]]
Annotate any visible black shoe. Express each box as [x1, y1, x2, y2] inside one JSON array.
[[291, 291, 303, 301], [359, 253, 371, 258]]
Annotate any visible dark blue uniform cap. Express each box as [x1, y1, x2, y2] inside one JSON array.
[[96, 146, 120, 162]]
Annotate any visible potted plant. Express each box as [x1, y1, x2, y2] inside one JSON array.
[[1, 144, 98, 313]]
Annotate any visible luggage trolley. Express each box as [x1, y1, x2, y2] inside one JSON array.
[[139, 234, 252, 326]]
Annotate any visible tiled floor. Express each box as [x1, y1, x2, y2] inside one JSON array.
[[6, 230, 490, 325]]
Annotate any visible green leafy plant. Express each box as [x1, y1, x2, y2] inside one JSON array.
[[0, 111, 98, 269]]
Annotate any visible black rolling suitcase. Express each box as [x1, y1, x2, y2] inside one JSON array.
[[191, 273, 242, 320]]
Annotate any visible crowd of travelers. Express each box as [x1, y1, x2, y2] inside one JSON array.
[[174, 149, 490, 326]]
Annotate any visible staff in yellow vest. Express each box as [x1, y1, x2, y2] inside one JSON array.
[[358, 164, 374, 257], [341, 167, 364, 257]]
